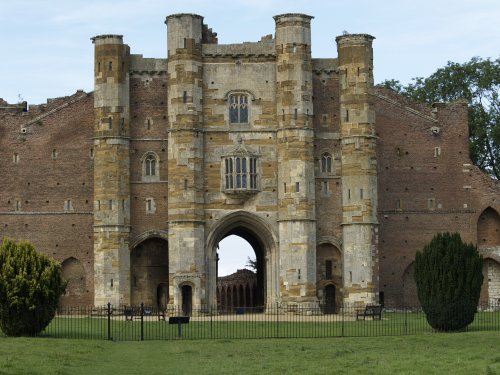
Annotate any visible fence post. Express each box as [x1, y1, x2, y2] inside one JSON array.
[[140, 302, 144, 341], [404, 306, 408, 335], [276, 303, 279, 338], [107, 302, 111, 341], [341, 304, 344, 338], [210, 305, 213, 340]]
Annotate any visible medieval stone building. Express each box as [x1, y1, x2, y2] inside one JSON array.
[[0, 13, 499, 311]]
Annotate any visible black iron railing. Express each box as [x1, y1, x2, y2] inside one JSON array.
[[1, 302, 499, 340]]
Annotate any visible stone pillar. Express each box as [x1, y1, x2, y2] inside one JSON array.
[[91, 35, 131, 306], [165, 14, 206, 307], [336, 34, 378, 306], [274, 14, 317, 306]]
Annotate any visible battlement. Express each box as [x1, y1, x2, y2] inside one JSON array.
[[91, 34, 124, 45], [0, 99, 27, 113], [202, 38, 275, 59]]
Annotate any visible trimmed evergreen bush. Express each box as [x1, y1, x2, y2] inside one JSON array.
[[415, 232, 483, 331], [0, 238, 66, 336]]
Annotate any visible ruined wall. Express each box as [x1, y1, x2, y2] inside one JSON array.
[[0, 92, 94, 306], [375, 87, 500, 306]]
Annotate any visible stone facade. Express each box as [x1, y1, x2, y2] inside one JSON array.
[[0, 13, 499, 309]]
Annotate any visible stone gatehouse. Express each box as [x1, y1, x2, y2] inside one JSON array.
[[0, 13, 499, 310]]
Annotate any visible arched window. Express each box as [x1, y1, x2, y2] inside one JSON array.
[[145, 155, 156, 176], [321, 153, 333, 173], [229, 93, 249, 124], [142, 152, 160, 182]]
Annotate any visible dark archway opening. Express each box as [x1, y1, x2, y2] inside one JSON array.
[[181, 285, 192, 316], [130, 237, 168, 308], [216, 229, 266, 312]]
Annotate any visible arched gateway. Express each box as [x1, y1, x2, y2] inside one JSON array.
[[205, 211, 279, 308]]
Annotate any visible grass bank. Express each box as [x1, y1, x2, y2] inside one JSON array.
[[1, 331, 500, 374]]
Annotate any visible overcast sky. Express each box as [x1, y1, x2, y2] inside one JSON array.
[[1, 0, 499, 275]]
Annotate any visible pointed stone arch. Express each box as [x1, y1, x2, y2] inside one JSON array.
[[130, 232, 169, 307], [477, 207, 500, 248], [60, 257, 88, 307], [206, 211, 279, 307], [316, 238, 342, 312]]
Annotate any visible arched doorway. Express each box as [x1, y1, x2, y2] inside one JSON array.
[[316, 242, 342, 312], [217, 235, 260, 311], [477, 207, 500, 247], [60, 257, 87, 307], [181, 284, 192, 316], [206, 211, 279, 309], [477, 208, 500, 305], [130, 237, 168, 307]]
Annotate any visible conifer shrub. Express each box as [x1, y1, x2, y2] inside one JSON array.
[[415, 232, 483, 331], [0, 238, 66, 336]]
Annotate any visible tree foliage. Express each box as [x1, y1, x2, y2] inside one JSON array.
[[414, 232, 483, 331], [381, 57, 500, 179], [0, 238, 66, 336], [246, 256, 257, 272]]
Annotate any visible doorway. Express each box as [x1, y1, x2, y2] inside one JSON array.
[[324, 284, 336, 314], [181, 285, 192, 316]]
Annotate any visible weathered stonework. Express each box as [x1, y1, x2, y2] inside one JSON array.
[[0, 13, 499, 310]]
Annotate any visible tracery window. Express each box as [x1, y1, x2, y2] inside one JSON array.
[[142, 152, 160, 182], [224, 156, 258, 191], [145, 155, 156, 176], [321, 153, 333, 173], [229, 94, 249, 124]]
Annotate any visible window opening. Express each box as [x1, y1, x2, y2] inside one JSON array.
[[223, 156, 258, 191], [229, 94, 249, 124], [321, 153, 333, 173], [145, 155, 156, 176]]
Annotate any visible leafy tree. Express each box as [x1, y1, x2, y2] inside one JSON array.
[[381, 57, 500, 179], [0, 238, 66, 336], [246, 256, 257, 272], [414, 232, 483, 331]]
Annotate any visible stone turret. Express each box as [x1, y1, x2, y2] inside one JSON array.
[[336, 34, 378, 305], [165, 14, 206, 307], [91, 35, 131, 306], [274, 14, 317, 306]]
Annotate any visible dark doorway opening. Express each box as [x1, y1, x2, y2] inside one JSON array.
[[181, 285, 192, 316], [324, 284, 336, 314]]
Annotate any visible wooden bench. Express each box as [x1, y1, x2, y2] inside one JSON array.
[[123, 307, 160, 321], [356, 305, 383, 320]]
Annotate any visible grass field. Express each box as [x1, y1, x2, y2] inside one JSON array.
[[1, 331, 500, 374]]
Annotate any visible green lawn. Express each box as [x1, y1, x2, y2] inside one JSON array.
[[1, 331, 500, 374]]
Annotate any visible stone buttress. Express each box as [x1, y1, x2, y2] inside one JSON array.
[[336, 34, 378, 305], [91, 35, 131, 306], [165, 14, 206, 307], [274, 14, 318, 306]]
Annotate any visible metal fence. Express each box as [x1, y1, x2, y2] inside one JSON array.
[[1, 302, 499, 340]]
